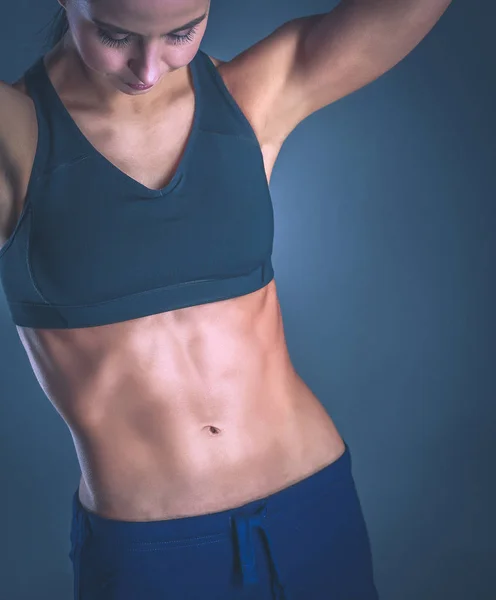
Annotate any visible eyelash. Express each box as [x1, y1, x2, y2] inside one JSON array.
[[97, 26, 198, 48]]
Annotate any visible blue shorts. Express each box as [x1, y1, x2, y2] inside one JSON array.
[[69, 441, 379, 599]]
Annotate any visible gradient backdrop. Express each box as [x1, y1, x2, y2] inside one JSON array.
[[0, 1, 494, 599]]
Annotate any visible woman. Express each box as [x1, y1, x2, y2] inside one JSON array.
[[0, 0, 451, 598]]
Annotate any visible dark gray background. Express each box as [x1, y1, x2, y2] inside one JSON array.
[[1, 1, 494, 598]]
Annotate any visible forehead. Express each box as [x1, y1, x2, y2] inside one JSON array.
[[84, 0, 209, 28]]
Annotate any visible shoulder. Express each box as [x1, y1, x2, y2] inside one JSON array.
[[0, 76, 31, 109], [0, 78, 38, 172], [0, 77, 37, 145], [0, 79, 35, 163], [0, 79, 37, 247]]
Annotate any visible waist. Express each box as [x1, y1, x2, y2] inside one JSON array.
[[76, 371, 344, 522]]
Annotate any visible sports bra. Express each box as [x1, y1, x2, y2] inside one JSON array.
[[0, 49, 275, 329]]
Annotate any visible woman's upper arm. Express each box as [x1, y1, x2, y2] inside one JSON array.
[[0, 81, 22, 249]]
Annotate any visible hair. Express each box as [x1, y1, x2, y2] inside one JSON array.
[[39, 6, 70, 53], [39, 0, 211, 53]]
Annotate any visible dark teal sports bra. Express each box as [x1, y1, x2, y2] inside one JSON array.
[[0, 49, 275, 329]]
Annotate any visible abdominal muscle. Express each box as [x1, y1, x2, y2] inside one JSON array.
[[18, 279, 345, 522]]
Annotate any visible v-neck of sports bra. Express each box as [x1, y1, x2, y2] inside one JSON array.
[[38, 52, 202, 199]]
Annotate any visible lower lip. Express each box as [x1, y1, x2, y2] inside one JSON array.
[[126, 82, 154, 91]]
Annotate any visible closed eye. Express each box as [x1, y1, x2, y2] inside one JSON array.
[[96, 27, 198, 48]]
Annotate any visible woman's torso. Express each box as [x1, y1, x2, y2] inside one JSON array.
[[0, 42, 345, 521]]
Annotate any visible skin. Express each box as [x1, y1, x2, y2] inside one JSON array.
[[57, 0, 212, 112]]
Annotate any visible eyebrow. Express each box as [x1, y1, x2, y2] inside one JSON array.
[[92, 13, 208, 36]]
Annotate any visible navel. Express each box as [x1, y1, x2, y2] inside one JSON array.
[[203, 425, 222, 436]]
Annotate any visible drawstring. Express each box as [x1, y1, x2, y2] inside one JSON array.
[[231, 502, 289, 600]]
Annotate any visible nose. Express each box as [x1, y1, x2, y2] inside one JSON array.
[[127, 43, 162, 85]]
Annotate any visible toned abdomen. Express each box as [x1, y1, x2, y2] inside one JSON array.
[[17, 280, 344, 521]]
